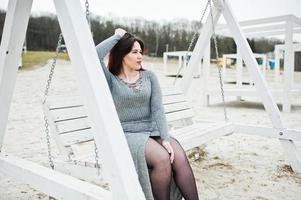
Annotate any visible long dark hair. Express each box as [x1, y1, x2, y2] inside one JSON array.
[[108, 33, 144, 75]]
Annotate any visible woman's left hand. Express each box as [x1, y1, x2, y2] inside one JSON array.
[[162, 140, 174, 164]]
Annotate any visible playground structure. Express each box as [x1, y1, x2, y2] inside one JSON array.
[[201, 14, 301, 112], [0, 0, 301, 200], [163, 51, 199, 77]]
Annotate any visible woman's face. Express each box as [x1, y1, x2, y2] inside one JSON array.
[[122, 41, 143, 71]]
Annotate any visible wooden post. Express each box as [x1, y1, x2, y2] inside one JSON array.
[[0, 0, 33, 151], [202, 42, 211, 106], [53, 0, 145, 199], [274, 45, 281, 83], [283, 20, 294, 112], [236, 52, 242, 100], [163, 52, 167, 75]]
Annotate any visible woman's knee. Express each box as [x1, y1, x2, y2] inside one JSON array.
[[155, 151, 172, 171], [145, 138, 172, 171], [170, 138, 189, 166]]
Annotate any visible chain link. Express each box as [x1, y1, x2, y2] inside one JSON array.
[[44, 116, 54, 169], [42, 33, 63, 104], [85, 0, 90, 27], [94, 142, 101, 175], [42, 33, 63, 169], [208, 0, 228, 121], [173, 0, 210, 84]]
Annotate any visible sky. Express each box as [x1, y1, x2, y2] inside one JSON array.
[[1, 0, 301, 40], [1, 0, 300, 22]]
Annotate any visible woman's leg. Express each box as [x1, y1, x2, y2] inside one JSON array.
[[145, 137, 172, 200], [156, 137, 199, 200]]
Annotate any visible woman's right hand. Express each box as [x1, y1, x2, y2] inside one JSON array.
[[115, 28, 126, 37]]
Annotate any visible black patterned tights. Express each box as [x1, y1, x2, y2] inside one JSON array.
[[145, 137, 199, 200]]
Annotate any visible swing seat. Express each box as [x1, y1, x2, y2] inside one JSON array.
[[43, 87, 234, 183]]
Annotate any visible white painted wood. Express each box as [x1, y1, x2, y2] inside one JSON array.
[[216, 15, 301, 38], [59, 129, 94, 146], [202, 42, 211, 106], [53, 1, 145, 199], [274, 45, 281, 82], [163, 52, 167, 75], [0, 0, 32, 151], [43, 102, 74, 158], [166, 109, 195, 122], [0, 154, 111, 200], [173, 123, 234, 150], [181, 2, 222, 94], [163, 94, 186, 104], [234, 124, 301, 141], [236, 52, 242, 100], [164, 102, 191, 113], [207, 87, 301, 97], [162, 51, 193, 76], [222, 0, 301, 172], [53, 161, 103, 184], [283, 21, 294, 112]]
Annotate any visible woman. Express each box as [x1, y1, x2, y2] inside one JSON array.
[[96, 28, 199, 200]]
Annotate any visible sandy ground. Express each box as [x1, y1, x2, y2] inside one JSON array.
[[0, 57, 301, 200]]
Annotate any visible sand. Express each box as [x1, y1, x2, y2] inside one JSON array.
[[0, 57, 300, 200]]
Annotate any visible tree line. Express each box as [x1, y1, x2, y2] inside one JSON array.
[[0, 9, 283, 58]]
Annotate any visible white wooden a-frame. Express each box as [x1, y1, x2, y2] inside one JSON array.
[[0, 0, 145, 199], [180, 0, 301, 173]]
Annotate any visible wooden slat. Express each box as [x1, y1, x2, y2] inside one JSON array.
[[173, 123, 235, 150], [162, 87, 182, 96], [50, 106, 88, 122], [165, 109, 194, 122], [60, 128, 94, 146], [56, 117, 91, 134], [46, 96, 84, 109], [164, 101, 191, 113], [163, 94, 186, 104]]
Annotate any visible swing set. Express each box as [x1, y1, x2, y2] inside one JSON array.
[[0, 0, 301, 199]]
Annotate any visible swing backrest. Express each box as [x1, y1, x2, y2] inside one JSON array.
[[43, 87, 195, 158]]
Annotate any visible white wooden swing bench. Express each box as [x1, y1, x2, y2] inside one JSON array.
[[43, 87, 234, 183]]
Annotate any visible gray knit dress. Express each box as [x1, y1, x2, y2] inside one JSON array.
[[96, 34, 182, 200]]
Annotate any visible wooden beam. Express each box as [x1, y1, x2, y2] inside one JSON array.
[[234, 124, 301, 141], [0, 153, 111, 200], [0, 0, 33, 151], [283, 21, 294, 112], [52, 0, 145, 199]]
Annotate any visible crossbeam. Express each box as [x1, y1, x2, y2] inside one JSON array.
[[0, 153, 111, 200]]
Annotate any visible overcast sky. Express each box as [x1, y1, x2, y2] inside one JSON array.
[[1, 0, 300, 21], [1, 0, 301, 40]]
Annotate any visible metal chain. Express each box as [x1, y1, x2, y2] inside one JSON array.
[[85, 0, 90, 26], [173, 0, 210, 84], [208, 0, 228, 121], [94, 142, 101, 175], [42, 33, 63, 104], [42, 33, 63, 170]]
